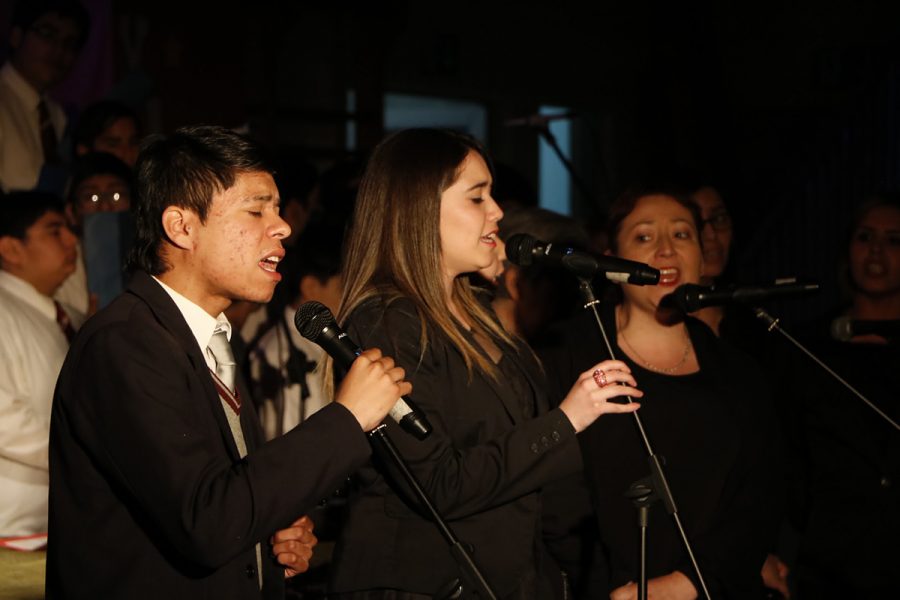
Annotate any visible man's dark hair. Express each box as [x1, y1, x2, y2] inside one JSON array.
[[0, 190, 65, 239], [12, 0, 91, 48], [67, 152, 134, 204], [73, 101, 141, 150], [127, 125, 272, 275]]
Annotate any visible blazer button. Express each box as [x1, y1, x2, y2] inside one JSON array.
[[530, 443, 540, 454], [540, 436, 550, 448], [880, 476, 892, 488], [246, 564, 257, 579], [551, 430, 560, 442]]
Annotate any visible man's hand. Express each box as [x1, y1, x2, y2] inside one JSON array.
[[761, 553, 790, 598], [335, 348, 412, 431], [271, 515, 317, 578]]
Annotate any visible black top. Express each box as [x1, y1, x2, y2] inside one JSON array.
[[329, 296, 582, 599], [540, 304, 782, 599]]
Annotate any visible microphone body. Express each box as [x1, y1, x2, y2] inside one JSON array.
[[505, 233, 660, 285], [294, 302, 432, 440], [831, 317, 900, 342], [668, 282, 820, 313]]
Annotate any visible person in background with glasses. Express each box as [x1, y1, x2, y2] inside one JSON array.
[[0, 0, 90, 192], [689, 183, 794, 598], [54, 152, 132, 314], [690, 184, 734, 335]]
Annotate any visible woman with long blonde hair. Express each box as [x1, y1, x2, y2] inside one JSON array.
[[327, 129, 642, 599]]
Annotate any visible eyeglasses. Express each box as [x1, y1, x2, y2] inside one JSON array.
[[699, 211, 732, 232], [76, 190, 131, 212]]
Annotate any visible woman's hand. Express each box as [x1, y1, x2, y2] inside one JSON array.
[[610, 571, 698, 600], [559, 359, 642, 433]]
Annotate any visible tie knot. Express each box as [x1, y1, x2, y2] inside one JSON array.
[[208, 329, 235, 367]]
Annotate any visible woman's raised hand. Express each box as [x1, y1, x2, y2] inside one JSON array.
[[559, 359, 642, 433]]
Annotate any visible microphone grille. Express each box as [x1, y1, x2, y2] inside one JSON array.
[[294, 301, 335, 341], [505, 233, 537, 267], [671, 284, 702, 313]]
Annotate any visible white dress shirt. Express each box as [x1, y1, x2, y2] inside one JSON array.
[[151, 276, 230, 371], [0, 62, 66, 192], [0, 271, 81, 536]]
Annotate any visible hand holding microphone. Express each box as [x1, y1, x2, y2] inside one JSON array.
[[294, 301, 431, 439]]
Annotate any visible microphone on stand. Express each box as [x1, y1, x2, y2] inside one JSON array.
[[294, 301, 432, 440], [505, 233, 660, 285], [830, 316, 900, 343], [663, 281, 820, 313]]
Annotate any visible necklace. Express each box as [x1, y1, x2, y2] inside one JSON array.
[[618, 321, 692, 375]]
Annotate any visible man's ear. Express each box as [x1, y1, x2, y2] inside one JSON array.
[[0, 236, 25, 270], [161, 207, 196, 251]]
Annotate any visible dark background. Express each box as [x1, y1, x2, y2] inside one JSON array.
[[5, 0, 900, 323]]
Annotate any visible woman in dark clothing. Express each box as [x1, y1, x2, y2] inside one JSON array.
[[543, 188, 781, 599], [327, 129, 642, 599], [786, 196, 900, 599]]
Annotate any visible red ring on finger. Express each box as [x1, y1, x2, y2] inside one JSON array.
[[592, 368, 609, 388]]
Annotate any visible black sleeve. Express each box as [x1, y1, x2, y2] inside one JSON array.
[[345, 298, 582, 520]]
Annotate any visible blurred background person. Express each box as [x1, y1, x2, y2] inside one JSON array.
[[72, 99, 142, 168], [0, 190, 80, 542], [785, 194, 900, 599], [249, 231, 343, 441], [0, 0, 89, 192], [54, 151, 133, 314]]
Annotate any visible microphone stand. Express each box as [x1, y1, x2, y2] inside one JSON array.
[[576, 278, 712, 600], [367, 425, 498, 600], [752, 308, 900, 431], [531, 121, 595, 208]]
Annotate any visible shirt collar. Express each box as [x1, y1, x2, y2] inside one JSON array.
[[1, 62, 42, 110], [152, 276, 231, 352], [0, 270, 56, 320]]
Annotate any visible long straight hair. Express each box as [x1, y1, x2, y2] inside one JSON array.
[[338, 128, 513, 380]]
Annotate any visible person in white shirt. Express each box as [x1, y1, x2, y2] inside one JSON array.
[[0, 190, 80, 537], [0, 0, 90, 192], [249, 234, 343, 440]]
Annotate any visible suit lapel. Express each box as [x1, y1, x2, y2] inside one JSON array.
[[127, 271, 244, 460]]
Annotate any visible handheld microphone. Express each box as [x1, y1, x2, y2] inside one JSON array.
[[505, 233, 660, 285], [294, 302, 432, 440], [831, 316, 900, 342], [666, 281, 820, 313]]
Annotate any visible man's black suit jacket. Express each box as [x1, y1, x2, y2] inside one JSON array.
[[46, 271, 370, 599]]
